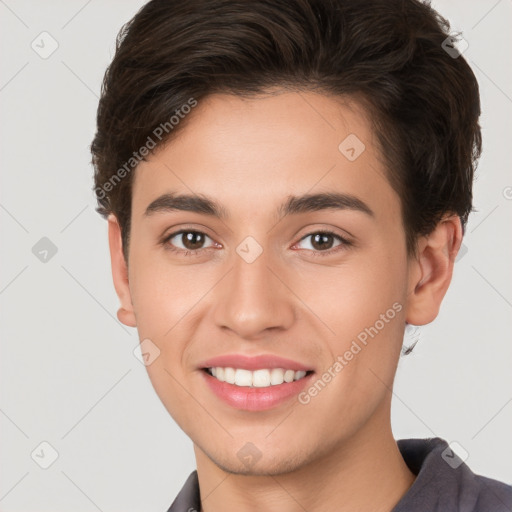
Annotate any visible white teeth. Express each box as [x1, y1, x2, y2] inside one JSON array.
[[252, 369, 270, 387], [208, 367, 309, 387], [224, 367, 236, 384], [234, 369, 252, 387], [283, 369, 295, 383], [270, 368, 284, 385]]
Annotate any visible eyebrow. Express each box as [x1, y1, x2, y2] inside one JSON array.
[[144, 191, 374, 219]]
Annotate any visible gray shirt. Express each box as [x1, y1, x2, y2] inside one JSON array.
[[166, 437, 512, 511]]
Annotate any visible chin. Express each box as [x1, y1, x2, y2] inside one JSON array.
[[202, 443, 312, 477]]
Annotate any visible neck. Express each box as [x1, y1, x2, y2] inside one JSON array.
[[194, 404, 416, 512]]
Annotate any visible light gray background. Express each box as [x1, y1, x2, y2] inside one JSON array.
[[1, 0, 511, 511]]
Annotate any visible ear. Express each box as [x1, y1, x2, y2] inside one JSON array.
[[107, 214, 137, 327], [405, 214, 463, 326]]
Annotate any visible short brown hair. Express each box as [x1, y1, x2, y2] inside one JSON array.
[[91, 0, 481, 261]]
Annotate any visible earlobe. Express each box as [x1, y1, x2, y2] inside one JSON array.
[[107, 214, 137, 328], [405, 215, 462, 326]]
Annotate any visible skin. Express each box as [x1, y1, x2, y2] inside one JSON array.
[[108, 90, 462, 512]]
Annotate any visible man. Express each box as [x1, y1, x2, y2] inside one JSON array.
[[91, 0, 512, 510]]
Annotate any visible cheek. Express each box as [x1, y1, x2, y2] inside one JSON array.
[[311, 244, 408, 387], [128, 248, 218, 388], [143, 355, 206, 438], [128, 248, 201, 337], [128, 253, 203, 427], [309, 247, 406, 338]]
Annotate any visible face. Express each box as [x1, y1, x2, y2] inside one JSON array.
[[118, 91, 417, 475]]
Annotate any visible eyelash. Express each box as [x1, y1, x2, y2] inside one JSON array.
[[160, 229, 353, 258]]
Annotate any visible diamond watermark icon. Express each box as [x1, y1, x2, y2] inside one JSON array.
[[31, 31, 59, 59], [338, 134, 365, 161], [441, 441, 469, 469], [237, 442, 262, 469], [236, 236, 263, 264], [32, 237, 58, 263], [441, 36, 469, 59], [31, 441, 59, 469], [133, 338, 161, 366]]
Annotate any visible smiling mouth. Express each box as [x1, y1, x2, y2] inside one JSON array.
[[203, 367, 314, 388]]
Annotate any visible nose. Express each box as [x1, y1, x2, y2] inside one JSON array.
[[212, 241, 296, 340]]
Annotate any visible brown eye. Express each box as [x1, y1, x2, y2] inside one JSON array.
[[180, 231, 206, 250], [164, 230, 215, 253], [295, 230, 351, 256], [310, 232, 336, 251]]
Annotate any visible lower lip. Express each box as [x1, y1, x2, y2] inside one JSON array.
[[201, 370, 314, 411]]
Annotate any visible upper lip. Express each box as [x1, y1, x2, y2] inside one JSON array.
[[199, 354, 313, 372]]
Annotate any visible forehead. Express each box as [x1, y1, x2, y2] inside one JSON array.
[[131, 91, 398, 222]]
